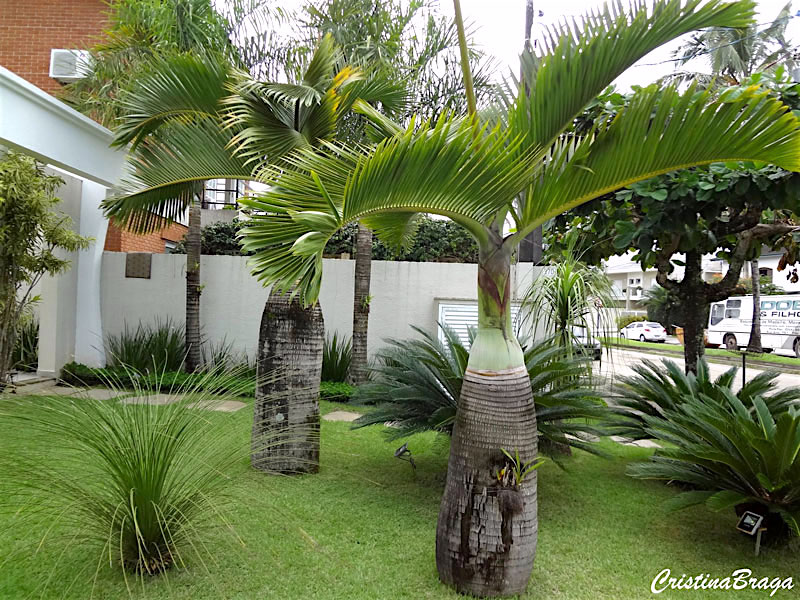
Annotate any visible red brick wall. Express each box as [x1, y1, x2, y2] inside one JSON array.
[[104, 219, 188, 254], [0, 0, 107, 93]]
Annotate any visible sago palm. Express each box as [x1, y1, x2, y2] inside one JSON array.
[[106, 0, 800, 595]]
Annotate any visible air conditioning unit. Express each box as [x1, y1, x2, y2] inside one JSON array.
[[49, 49, 91, 83]]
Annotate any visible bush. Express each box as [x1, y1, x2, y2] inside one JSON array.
[[172, 218, 250, 256], [105, 319, 186, 372], [322, 332, 351, 382], [616, 314, 646, 330], [1, 368, 257, 576], [319, 381, 355, 402], [174, 216, 479, 263], [353, 326, 608, 458], [11, 317, 38, 372], [628, 391, 800, 539], [610, 359, 800, 439], [60, 362, 255, 397]]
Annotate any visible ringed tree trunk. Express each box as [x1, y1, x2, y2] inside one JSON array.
[[185, 201, 203, 372], [349, 224, 372, 385], [252, 287, 324, 474], [436, 240, 538, 597], [747, 257, 763, 353]]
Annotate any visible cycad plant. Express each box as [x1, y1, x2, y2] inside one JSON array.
[[354, 326, 607, 458], [611, 358, 800, 439], [628, 390, 800, 539], [0, 367, 285, 579], [105, 0, 800, 594]]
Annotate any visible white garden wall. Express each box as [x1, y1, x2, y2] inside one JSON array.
[[100, 252, 540, 363]]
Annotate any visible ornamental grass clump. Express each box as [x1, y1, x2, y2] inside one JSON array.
[[0, 366, 287, 580]]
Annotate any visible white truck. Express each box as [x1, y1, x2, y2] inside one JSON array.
[[707, 294, 800, 356]]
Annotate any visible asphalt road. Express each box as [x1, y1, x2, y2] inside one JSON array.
[[593, 346, 800, 392]]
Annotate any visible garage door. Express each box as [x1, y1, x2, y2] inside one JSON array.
[[437, 302, 521, 349]]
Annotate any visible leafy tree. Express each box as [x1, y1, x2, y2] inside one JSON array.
[[549, 79, 800, 373], [0, 152, 91, 386], [643, 285, 685, 333], [106, 0, 800, 594]]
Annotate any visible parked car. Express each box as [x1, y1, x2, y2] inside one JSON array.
[[573, 327, 602, 360], [619, 321, 667, 342]]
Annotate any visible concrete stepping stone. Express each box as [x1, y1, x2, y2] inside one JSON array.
[[610, 435, 660, 449], [188, 399, 246, 413], [322, 410, 361, 422], [121, 393, 182, 406]]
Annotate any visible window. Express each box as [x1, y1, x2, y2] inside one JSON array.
[[725, 309, 740, 319], [164, 240, 177, 253], [710, 303, 725, 325], [726, 299, 741, 308]]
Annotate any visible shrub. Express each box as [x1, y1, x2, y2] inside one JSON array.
[[172, 218, 250, 256], [353, 326, 607, 457], [628, 391, 800, 538], [105, 319, 186, 372], [617, 314, 646, 330], [0, 368, 260, 576], [322, 332, 351, 382], [60, 362, 255, 397], [319, 381, 355, 402], [610, 359, 800, 439], [11, 317, 38, 372]]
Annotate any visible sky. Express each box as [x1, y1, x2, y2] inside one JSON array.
[[439, 0, 800, 90]]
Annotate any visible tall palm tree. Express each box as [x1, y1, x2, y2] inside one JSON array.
[[672, 2, 795, 85], [66, 0, 287, 372], [103, 36, 403, 472], [106, 1, 800, 595]]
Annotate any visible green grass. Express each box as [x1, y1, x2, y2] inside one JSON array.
[[0, 397, 797, 599], [604, 337, 800, 369]]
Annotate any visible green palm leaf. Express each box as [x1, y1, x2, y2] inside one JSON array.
[[507, 0, 756, 151], [518, 82, 800, 233], [103, 119, 252, 232]]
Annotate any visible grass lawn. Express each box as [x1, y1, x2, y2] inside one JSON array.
[[0, 396, 797, 599], [604, 337, 800, 369]]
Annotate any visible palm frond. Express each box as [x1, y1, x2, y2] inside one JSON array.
[[519, 82, 800, 233], [239, 116, 533, 303], [104, 119, 253, 233], [113, 52, 231, 149], [507, 0, 756, 151]]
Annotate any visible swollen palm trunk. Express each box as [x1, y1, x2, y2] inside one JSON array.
[[436, 245, 538, 596], [252, 288, 324, 474]]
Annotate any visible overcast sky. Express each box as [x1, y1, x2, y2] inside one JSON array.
[[441, 0, 800, 90]]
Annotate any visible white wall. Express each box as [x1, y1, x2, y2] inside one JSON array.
[[100, 253, 539, 363]]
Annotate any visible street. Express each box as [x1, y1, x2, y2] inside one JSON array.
[[593, 346, 800, 392]]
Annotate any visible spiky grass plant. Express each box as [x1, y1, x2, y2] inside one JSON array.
[[105, 318, 186, 372], [11, 316, 38, 372], [0, 366, 293, 583], [322, 331, 351, 383]]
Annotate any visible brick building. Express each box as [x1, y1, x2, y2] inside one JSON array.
[[0, 0, 188, 252]]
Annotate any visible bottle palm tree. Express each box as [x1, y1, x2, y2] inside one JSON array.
[[105, 1, 800, 595]]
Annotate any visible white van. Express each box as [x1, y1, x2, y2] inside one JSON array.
[[707, 295, 800, 356]]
